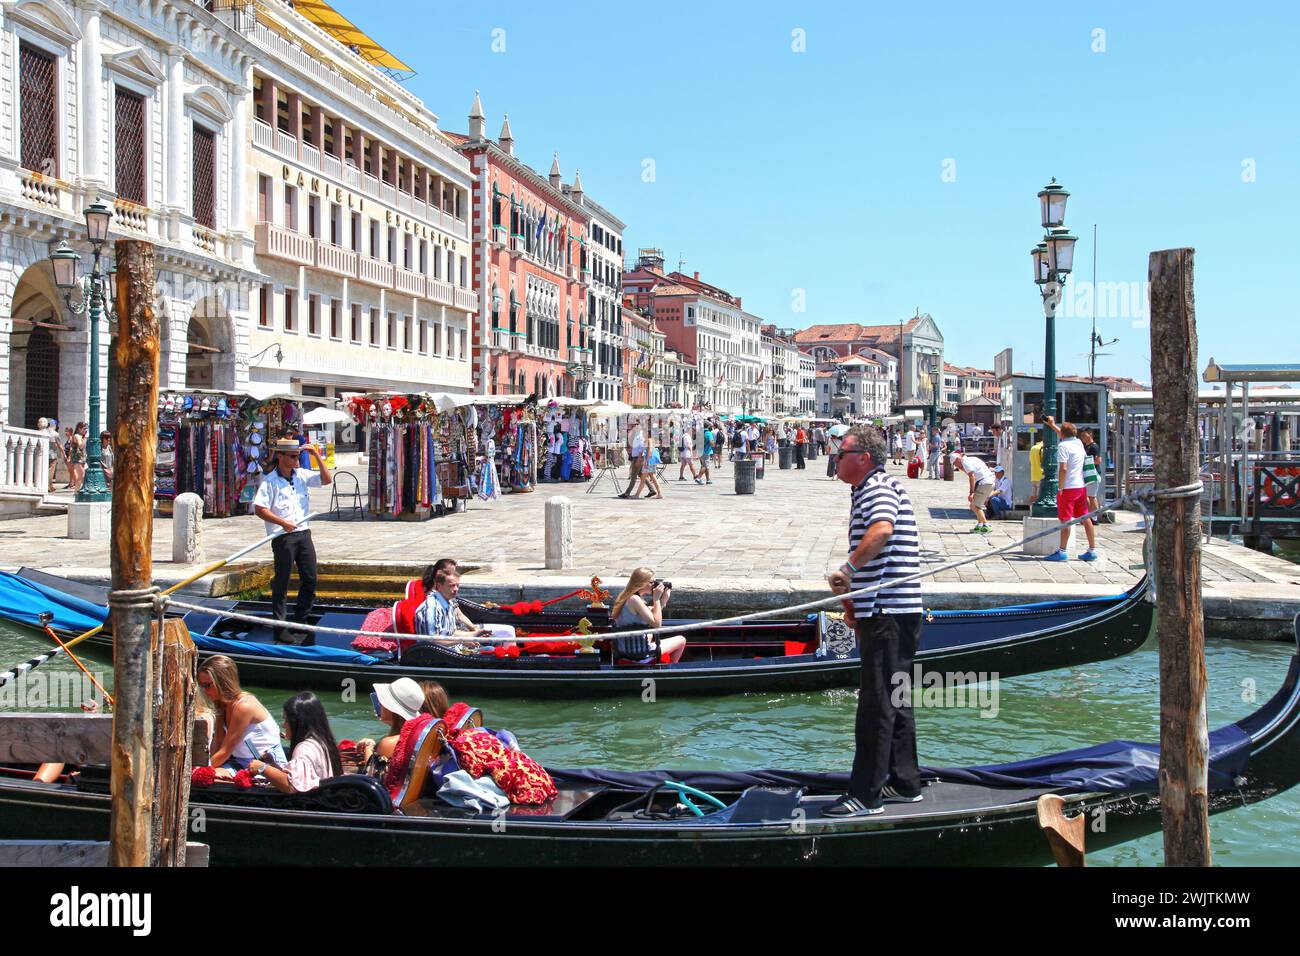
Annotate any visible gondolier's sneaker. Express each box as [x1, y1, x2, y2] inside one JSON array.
[[823, 796, 884, 817], [1044, 550, 1068, 562], [881, 784, 924, 803], [1078, 551, 1099, 562]]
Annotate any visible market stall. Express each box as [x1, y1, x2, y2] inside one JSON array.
[[154, 389, 305, 518]]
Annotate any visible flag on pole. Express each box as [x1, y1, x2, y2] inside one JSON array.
[[536, 210, 547, 239]]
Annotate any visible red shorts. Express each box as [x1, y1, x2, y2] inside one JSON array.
[[1057, 486, 1088, 522]]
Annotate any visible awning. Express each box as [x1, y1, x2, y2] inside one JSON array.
[[290, 0, 415, 75]]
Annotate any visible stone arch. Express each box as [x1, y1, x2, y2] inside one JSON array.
[[185, 296, 237, 391], [5, 258, 100, 432]]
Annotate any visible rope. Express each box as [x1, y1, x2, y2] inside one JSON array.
[[156, 481, 1186, 646]]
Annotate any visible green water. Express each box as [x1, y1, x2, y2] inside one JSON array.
[[3, 622, 1296, 866]]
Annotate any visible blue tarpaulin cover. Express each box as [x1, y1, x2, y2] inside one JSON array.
[[0, 571, 378, 666], [550, 723, 1251, 796], [0, 571, 108, 633]]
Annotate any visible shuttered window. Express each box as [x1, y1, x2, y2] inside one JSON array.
[[114, 88, 147, 204], [191, 123, 217, 229], [19, 43, 58, 175]]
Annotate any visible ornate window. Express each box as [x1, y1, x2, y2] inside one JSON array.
[[19, 43, 58, 175], [114, 88, 146, 204], [191, 124, 217, 229]]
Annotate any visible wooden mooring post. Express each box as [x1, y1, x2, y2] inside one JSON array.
[[1148, 247, 1211, 866], [108, 238, 163, 867]]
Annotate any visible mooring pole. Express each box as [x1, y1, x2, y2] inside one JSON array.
[[1148, 247, 1210, 866], [108, 238, 160, 867]]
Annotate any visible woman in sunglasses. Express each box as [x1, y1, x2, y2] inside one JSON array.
[[246, 692, 342, 793], [200, 655, 287, 771]]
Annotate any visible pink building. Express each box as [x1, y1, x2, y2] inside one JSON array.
[[449, 95, 592, 396]]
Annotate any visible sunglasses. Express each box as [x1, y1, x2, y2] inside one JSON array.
[[198, 678, 214, 689]]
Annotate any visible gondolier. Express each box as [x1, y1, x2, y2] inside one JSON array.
[[826, 425, 924, 816], [254, 438, 332, 644]]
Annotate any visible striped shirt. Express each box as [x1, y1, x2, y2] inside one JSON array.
[[414, 591, 457, 637], [848, 467, 923, 616]]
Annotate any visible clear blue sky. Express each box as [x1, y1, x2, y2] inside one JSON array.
[[332, 0, 1298, 382]]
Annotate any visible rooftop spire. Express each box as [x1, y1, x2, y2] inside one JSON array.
[[549, 152, 562, 187], [499, 114, 514, 156], [468, 89, 486, 140]]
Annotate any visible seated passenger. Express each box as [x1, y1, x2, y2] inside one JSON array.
[[246, 692, 342, 793], [201, 655, 287, 770], [610, 567, 687, 663], [358, 677, 425, 781], [421, 680, 450, 718], [414, 568, 515, 650], [986, 464, 1014, 518]]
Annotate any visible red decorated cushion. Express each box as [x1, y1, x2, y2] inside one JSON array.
[[450, 728, 556, 805]]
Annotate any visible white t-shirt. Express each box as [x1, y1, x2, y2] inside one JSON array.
[[630, 429, 645, 459], [1057, 437, 1087, 490], [962, 456, 994, 487], [252, 467, 321, 535], [903, 431, 917, 453]]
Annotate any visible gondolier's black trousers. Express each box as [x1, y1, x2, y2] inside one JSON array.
[[795, 443, 805, 468], [271, 529, 317, 645], [849, 613, 922, 802]]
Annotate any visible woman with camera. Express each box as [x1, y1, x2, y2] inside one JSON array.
[[609, 567, 687, 663]]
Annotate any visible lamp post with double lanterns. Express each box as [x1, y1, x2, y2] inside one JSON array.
[[50, 200, 116, 504], [1029, 179, 1078, 518]]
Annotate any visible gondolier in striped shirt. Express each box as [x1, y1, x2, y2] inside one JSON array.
[[825, 425, 925, 816]]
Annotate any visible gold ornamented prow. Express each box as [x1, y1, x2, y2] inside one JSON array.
[[579, 575, 611, 609]]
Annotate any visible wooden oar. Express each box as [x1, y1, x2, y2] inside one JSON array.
[[40, 617, 114, 706], [56, 512, 320, 654]]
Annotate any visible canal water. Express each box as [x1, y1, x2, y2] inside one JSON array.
[[1, 621, 1295, 866]]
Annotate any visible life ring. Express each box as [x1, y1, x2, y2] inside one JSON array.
[[1262, 467, 1300, 507]]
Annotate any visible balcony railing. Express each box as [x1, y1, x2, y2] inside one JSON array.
[[427, 278, 454, 307], [493, 328, 514, 351], [357, 256, 394, 287], [454, 287, 477, 312], [256, 222, 314, 266], [314, 239, 357, 277], [394, 266, 425, 297]]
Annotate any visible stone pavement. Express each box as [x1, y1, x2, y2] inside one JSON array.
[[6, 454, 1299, 605]]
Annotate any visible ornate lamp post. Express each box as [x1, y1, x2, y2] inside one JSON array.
[[1029, 179, 1077, 518], [929, 365, 941, 432], [50, 199, 116, 503]]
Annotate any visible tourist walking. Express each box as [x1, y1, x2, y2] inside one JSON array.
[[1029, 433, 1044, 501], [903, 426, 917, 467], [954, 453, 995, 533], [619, 421, 646, 499], [253, 437, 333, 644], [826, 428, 842, 479], [826, 425, 924, 816], [927, 428, 942, 479], [678, 426, 701, 484], [891, 428, 904, 465], [698, 424, 714, 485], [1042, 416, 1098, 562]]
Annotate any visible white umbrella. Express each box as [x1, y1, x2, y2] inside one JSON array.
[[301, 407, 349, 426], [829, 423, 850, 437]]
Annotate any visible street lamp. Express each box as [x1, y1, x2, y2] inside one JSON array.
[[1029, 179, 1078, 517], [929, 365, 941, 432], [50, 199, 116, 503]]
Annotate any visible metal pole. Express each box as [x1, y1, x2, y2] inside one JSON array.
[[77, 247, 110, 502], [1032, 282, 1060, 516]]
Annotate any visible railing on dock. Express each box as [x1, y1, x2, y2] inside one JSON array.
[[0, 424, 50, 499]]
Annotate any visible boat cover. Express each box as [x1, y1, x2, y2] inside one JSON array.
[[0, 572, 379, 667], [0, 571, 107, 633], [550, 722, 1250, 796]]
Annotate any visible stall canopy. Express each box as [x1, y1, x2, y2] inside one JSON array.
[[302, 407, 349, 426]]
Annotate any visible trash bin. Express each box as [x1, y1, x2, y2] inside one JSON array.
[[804, 442, 816, 462], [779, 445, 795, 470], [734, 457, 756, 494]]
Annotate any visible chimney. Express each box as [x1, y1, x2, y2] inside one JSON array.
[[693, 271, 699, 280]]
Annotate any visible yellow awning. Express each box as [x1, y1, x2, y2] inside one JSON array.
[[289, 0, 414, 74]]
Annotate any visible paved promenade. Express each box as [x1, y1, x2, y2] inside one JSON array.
[[7, 455, 1299, 609]]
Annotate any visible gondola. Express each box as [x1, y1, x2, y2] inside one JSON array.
[[0, 567, 1154, 698], [0, 618, 1296, 866]]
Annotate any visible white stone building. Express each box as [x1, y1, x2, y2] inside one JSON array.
[[244, 0, 475, 444], [797, 350, 816, 414], [816, 355, 893, 419], [1, 0, 255, 432]]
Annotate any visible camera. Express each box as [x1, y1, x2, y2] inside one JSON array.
[[653, 579, 673, 590]]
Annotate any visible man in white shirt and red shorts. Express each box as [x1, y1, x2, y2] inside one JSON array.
[[1043, 416, 1098, 562]]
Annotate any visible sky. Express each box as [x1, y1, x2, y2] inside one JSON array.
[[331, 0, 1299, 383]]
